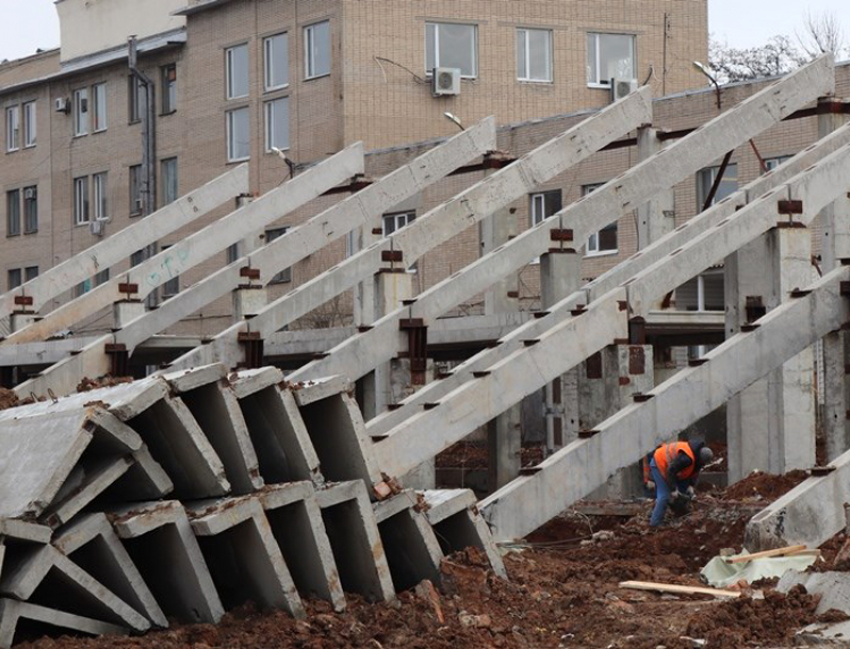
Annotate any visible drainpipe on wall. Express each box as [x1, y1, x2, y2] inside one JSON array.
[[128, 36, 157, 218]]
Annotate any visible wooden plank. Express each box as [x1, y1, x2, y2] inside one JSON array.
[[619, 581, 741, 599], [724, 545, 807, 564], [783, 548, 820, 558]]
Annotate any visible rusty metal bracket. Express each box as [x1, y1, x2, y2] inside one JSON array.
[[778, 199, 803, 216], [400, 318, 428, 385], [628, 317, 646, 345], [745, 296, 766, 323], [237, 331, 264, 369], [550, 229, 574, 242], [382, 250, 403, 263], [105, 343, 129, 377], [240, 267, 261, 281]]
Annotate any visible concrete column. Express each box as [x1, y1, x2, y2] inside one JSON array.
[[9, 313, 38, 333], [818, 99, 850, 462], [726, 225, 816, 481], [481, 206, 519, 314], [540, 250, 582, 451], [636, 127, 676, 249], [113, 301, 146, 329], [232, 287, 268, 323]]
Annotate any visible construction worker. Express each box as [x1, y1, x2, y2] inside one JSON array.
[[648, 440, 713, 527]]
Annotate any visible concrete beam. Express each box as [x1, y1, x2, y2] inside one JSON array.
[[0, 164, 249, 321], [315, 481, 395, 602], [258, 481, 345, 611], [186, 496, 305, 617], [0, 599, 127, 648], [229, 368, 323, 484], [111, 500, 224, 624], [480, 267, 850, 541]]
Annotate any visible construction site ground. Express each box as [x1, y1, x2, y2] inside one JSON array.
[[14, 469, 849, 649]]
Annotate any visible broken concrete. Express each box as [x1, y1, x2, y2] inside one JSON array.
[[0, 599, 127, 649], [778, 571, 850, 615]]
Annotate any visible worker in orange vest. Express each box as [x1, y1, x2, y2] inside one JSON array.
[[648, 440, 713, 527]]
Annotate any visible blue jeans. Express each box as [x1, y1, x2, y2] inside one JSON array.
[[649, 459, 689, 527]]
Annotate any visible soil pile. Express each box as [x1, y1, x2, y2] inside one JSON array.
[[721, 470, 808, 501]]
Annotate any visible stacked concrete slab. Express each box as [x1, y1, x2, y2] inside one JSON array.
[[0, 366, 502, 647]]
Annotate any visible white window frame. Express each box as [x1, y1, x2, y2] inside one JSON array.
[[583, 183, 618, 257], [161, 158, 178, 205], [696, 163, 739, 210], [765, 155, 792, 172], [6, 189, 20, 237], [586, 32, 636, 88], [517, 28, 553, 83], [74, 176, 90, 225], [264, 32, 289, 91], [92, 83, 107, 132], [304, 21, 331, 80], [226, 107, 250, 163], [6, 105, 20, 152], [22, 101, 36, 147], [382, 212, 418, 273], [425, 22, 478, 79], [264, 96, 289, 153], [129, 165, 143, 216], [93, 172, 108, 220], [73, 88, 89, 136], [161, 64, 177, 113], [225, 43, 250, 100], [23, 185, 37, 234]]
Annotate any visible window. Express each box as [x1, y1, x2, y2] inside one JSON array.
[[92, 83, 107, 132], [517, 28, 552, 82], [264, 97, 289, 152], [677, 272, 724, 312], [161, 64, 177, 113], [304, 21, 330, 79], [529, 190, 562, 226], [161, 158, 178, 205], [24, 266, 38, 282], [226, 107, 250, 162], [226, 44, 249, 99], [583, 184, 618, 256], [95, 269, 110, 286], [265, 227, 292, 283], [129, 75, 145, 123], [74, 176, 90, 225], [129, 165, 143, 216], [426, 22, 477, 78], [23, 186, 37, 234], [765, 155, 792, 172], [264, 33, 289, 90], [93, 172, 108, 220], [7, 269, 22, 290], [73, 88, 89, 136], [6, 106, 19, 151], [696, 163, 738, 210], [22, 101, 36, 147], [226, 242, 240, 264], [160, 246, 180, 298], [74, 278, 92, 298], [345, 230, 357, 258], [586, 33, 636, 86], [382, 211, 415, 235], [6, 190, 20, 237]]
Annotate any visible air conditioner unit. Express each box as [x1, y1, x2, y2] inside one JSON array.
[[23, 188, 36, 200], [432, 67, 461, 96], [90, 219, 105, 237], [611, 79, 638, 101], [134, 198, 144, 213], [80, 97, 88, 113], [54, 97, 70, 114]]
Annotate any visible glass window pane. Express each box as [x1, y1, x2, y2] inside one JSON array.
[[130, 166, 142, 215], [516, 29, 527, 78], [599, 34, 635, 82], [8, 269, 22, 290], [265, 33, 288, 89], [586, 33, 597, 84], [437, 23, 475, 77], [425, 23, 436, 71], [93, 173, 108, 219], [23, 102, 36, 146], [74, 88, 89, 135], [599, 223, 618, 251], [23, 186, 37, 233], [528, 29, 551, 81], [6, 190, 20, 236], [25, 266, 38, 282], [307, 21, 330, 77], [93, 84, 107, 131], [162, 158, 178, 205], [227, 44, 249, 99], [228, 107, 250, 161], [266, 97, 289, 151]]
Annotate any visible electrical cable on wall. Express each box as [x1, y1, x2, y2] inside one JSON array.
[[374, 56, 428, 84]]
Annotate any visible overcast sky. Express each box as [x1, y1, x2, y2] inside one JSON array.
[[0, 0, 846, 62]]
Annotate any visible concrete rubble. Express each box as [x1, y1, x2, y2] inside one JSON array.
[[0, 366, 501, 647]]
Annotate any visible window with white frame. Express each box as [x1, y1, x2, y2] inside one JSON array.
[[696, 163, 738, 210], [583, 183, 618, 256], [6, 190, 20, 237], [265, 227, 292, 283], [74, 176, 90, 225], [426, 22, 477, 78], [73, 88, 89, 136], [265, 97, 289, 152], [586, 33, 636, 86], [530, 190, 562, 226], [129, 165, 143, 216], [23, 186, 37, 234], [161, 64, 177, 113], [517, 28, 552, 82], [161, 158, 178, 205], [92, 83, 107, 132], [22, 101, 36, 147], [6, 106, 19, 152], [304, 21, 330, 79], [226, 107, 250, 162], [226, 44, 249, 100], [382, 211, 415, 235], [129, 75, 145, 123], [765, 155, 792, 172], [264, 33, 289, 90], [676, 272, 724, 312], [93, 172, 108, 220]]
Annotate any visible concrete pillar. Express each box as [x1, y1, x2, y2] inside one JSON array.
[[636, 127, 676, 249], [540, 251, 582, 451], [818, 99, 850, 462], [232, 287, 268, 322], [113, 301, 146, 329], [726, 225, 816, 481], [9, 313, 37, 333], [481, 205, 519, 314]]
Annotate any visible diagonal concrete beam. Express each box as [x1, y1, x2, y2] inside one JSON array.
[[0, 599, 128, 649], [166, 92, 650, 373], [292, 55, 837, 388], [480, 266, 850, 541], [0, 164, 249, 321], [4, 146, 362, 348]]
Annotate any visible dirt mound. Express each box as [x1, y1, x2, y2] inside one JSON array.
[[721, 469, 808, 501]]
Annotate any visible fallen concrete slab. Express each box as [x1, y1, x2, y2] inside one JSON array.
[[0, 598, 128, 649], [110, 501, 224, 624], [258, 481, 345, 612], [373, 491, 444, 592], [229, 368, 323, 484], [186, 496, 305, 618], [315, 481, 395, 602], [422, 489, 507, 579], [0, 544, 149, 632], [54, 513, 167, 628], [162, 365, 262, 494]]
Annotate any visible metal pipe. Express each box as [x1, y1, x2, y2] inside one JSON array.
[[128, 36, 157, 218]]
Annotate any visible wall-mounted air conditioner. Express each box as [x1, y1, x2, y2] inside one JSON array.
[[432, 67, 461, 96], [90, 219, 105, 237], [611, 79, 638, 102], [54, 97, 70, 114]]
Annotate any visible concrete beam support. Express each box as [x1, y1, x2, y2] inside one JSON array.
[[480, 267, 850, 541], [635, 126, 676, 248], [0, 599, 127, 648]]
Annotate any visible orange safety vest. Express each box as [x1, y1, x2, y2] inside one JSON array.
[[653, 442, 697, 481]]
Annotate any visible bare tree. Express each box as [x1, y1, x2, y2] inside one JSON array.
[[798, 10, 846, 59], [709, 35, 807, 84]]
